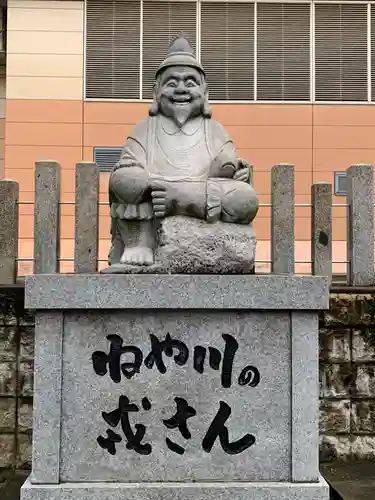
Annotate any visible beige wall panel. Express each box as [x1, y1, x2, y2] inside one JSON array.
[[7, 31, 83, 55], [8, 7, 83, 32], [6, 122, 82, 147], [7, 76, 82, 100], [314, 105, 375, 126], [7, 54, 83, 78], [6, 100, 83, 123], [314, 148, 375, 172], [8, 1, 83, 10]]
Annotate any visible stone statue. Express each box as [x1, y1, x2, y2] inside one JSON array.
[[104, 35, 259, 274]]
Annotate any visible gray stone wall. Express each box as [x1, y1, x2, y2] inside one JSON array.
[[0, 287, 374, 469], [0, 287, 33, 470], [320, 294, 375, 461]]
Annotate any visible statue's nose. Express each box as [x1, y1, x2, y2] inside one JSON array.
[[174, 82, 187, 93]]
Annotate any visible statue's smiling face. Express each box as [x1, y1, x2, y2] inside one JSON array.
[[158, 66, 206, 126]]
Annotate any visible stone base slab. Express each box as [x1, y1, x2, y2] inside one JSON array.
[[21, 477, 329, 500]]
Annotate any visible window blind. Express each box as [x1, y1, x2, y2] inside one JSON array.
[[200, 2, 254, 100], [315, 3, 367, 101], [142, 1, 197, 99], [86, 0, 140, 99], [257, 3, 310, 101]]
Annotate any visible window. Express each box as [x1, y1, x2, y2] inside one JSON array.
[[315, 4, 367, 102], [85, 0, 375, 102], [257, 3, 310, 101], [334, 172, 348, 196], [201, 2, 254, 100], [86, 0, 140, 99], [94, 147, 123, 172]]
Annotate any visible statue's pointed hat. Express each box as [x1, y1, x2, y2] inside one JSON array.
[[155, 34, 205, 78]]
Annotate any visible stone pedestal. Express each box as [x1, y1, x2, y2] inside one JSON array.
[[21, 275, 330, 500]]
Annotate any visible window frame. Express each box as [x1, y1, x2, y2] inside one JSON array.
[[83, 0, 375, 104]]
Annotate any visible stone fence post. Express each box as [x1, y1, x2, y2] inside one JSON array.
[[271, 164, 295, 274], [74, 162, 99, 273], [346, 164, 374, 286], [0, 180, 19, 284], [311, 182, 332, 282], [34, 161, 61, 274]]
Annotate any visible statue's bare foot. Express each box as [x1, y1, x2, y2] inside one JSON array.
[[120, 247, 154, 265]]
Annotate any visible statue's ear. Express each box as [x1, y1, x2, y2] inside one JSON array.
[[203, 85, 212, 118], [149, 82, 159, 116]]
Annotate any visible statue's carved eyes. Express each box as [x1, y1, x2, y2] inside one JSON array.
[[166, 80, 177, 88], [185, 80, 197, 88]]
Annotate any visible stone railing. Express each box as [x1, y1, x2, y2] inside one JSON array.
[[0, 161, 374, 286]]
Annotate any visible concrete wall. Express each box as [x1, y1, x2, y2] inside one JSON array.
[[0, 287, 33, 469], [0, 287, 374, 469], [4, 0, 375, 274]]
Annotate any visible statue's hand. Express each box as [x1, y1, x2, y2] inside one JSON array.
[[233, 159, 252, 183], [233, 167, 250, 182], [150, 180, 174, 219]]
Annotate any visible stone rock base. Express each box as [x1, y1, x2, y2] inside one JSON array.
[[21, 478, 329, 500], [103, 216, 257, 274]]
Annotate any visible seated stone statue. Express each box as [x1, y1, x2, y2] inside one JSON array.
[[105, 35, 259, 274]]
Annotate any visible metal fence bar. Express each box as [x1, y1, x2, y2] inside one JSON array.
[[347, 164, 374, 286], [34, 161, 61, 274], [271, 164, 295, 274], [0, 180, 19, 284], [311, 182, 332, 281], [74, 162, 99, 273]]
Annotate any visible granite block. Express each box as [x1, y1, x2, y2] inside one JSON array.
[[19, 327, 35, 361], [0, 434, 14, 467], [291, 312, 319, 482], [271, 164, 294, 274], [347, 165, 374, 286], [319, 327, 351, 362], [25, 274, 329, 310], [17, 432, 32, 469], [18, 309, 35, 327], [352, 328, 375, 361], [19, 361, 33, 397], [18, 400, 33, 433], [320, 435, 352, 461], [0, 361, 17, 396], [20, 478, 330, 500], [59, 311, 292, 483], [319, 400, 351, 433], [0, 398, 16, 431], [0, 327, 17, 361], [351, 436, 375, 459], [104, 216, 257, 274], [319, 363, 353, 398], [354, 364, 375, 396], [352, 401, 375, 433], [31, 312, 63, 484], [0, 311, 17, 326]]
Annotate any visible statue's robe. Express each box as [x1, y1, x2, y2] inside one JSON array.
[[109, 115, 240, 222]]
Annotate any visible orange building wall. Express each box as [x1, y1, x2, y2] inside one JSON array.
[[5, 0, 375, 274], [0, 66, 5, 179]]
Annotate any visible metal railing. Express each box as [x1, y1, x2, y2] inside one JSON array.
[[1, 161, 374, 286]]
